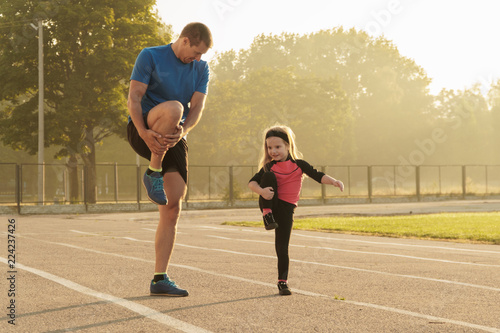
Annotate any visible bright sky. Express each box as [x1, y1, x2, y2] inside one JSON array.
[[155, 0, 500, 95]]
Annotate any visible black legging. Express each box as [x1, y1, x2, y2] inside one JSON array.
[[259, 172, 296, 281]]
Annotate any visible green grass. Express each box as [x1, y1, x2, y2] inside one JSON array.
[[223, 212, 500, 244]]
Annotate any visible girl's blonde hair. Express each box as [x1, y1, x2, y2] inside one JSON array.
[[259, 125, 303, 171]]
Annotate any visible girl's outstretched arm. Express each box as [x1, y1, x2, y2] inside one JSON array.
[[321, 175, 344, 192]]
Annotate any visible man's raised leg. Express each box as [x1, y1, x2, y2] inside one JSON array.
[[143, 101, 183, 205]]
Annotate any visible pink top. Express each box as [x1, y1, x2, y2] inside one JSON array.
[[250, 158, 325, 206], [270, 160, 304, 205]]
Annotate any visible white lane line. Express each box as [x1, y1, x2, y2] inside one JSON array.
[[205, 235, 500, 267], [200, 226, 500, 254], [17, 239, 500, 333], [131, 230, 500, 291], [293, 233, 500, 254], [180, 241, 500, 292], [122, 237, 153, 242], [175, 262, 500, 333], [70, 230, 154, 243], [37, 232, 500, 292], [70, 230, 100, 236], [140, 228, 185, 235], [0, 258, 211, 333]]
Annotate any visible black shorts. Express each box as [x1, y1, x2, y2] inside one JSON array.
[[127, 116, 188, 184]]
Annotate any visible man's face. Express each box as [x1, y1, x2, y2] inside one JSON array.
[[179, 37, 209, 63]]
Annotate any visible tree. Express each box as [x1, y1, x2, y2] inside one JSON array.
[[209, 28, 433, 164], [488, 80, 500, 160], [190, 66, 352, 167], [0, 0, 171, 202], [432, 85, 496, 164]]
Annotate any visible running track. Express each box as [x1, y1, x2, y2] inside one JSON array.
[[1, 202, 499, 332]]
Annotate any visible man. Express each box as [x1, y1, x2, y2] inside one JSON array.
[[127, 22, 212, 296]]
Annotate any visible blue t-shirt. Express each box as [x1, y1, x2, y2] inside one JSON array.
[[129, 44, 210, 123]]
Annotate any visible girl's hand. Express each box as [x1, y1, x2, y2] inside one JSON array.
[[333, 180, 344, 192], [260, 187, 275, 200]]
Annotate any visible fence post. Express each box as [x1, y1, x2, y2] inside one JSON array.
[[136, 165, 141, 210], [63, 168, 68, 203], [438, 166, 442, 195], [367, 166, 372, 203], [83, 165, 88, 211], [229, 166, 234, 207], [347, 166, 351, 196], [462, 165, 467, 199], [485, 165, 489, 194], [208, 166, 211, 200], [19, 165, 23, 206], [16, 164, 21, 214], [80, 168, 85, 205], [321, 166, 326, 204], [416, 166, 421, 201], [114, 162, 119, 203], [393, 166, 397, 196]]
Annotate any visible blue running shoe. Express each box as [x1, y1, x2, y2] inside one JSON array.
[[150, 277, 189, 297], [143, 171, 167, 205]]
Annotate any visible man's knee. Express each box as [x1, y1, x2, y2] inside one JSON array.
[[158, 200, 182, 228], [148, 101, 184, 129], [166, 199, 182, 217]]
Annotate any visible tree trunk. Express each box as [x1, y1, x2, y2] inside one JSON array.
[[81, 127, 97, 204], [66, 154, 79, 204]]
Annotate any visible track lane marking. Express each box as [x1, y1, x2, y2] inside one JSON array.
[[180, 241, 500, 292], [205, 235, 500, 267], [15, 238, 500, 333], [199, 226, 500, 254], [69, 230, 154, 243], [0, 258, 211, 333], [66, 230, 500, 291]]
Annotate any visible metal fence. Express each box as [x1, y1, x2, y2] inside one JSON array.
[[1, 163, 500, 210]]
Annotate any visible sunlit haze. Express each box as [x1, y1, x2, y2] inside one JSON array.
[[155, 0, 500, 95]]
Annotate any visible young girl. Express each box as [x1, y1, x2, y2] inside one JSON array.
[[248, 125, 344, 295]]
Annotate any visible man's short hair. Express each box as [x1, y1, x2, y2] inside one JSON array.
[[180, 22, 213, 49]]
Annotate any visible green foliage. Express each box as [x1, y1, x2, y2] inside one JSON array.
[[193, 28, 433, 166], [1, 15, 498, 170], [190, 65, 352, 166], [0, 0, 171, 202], [196, 28, 499, 167], [431, 86, 493, 164], [0, 0, 170, 160]]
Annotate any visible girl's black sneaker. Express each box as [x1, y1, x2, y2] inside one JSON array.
[[277, 281, 292, 295], [263, 213, 278, 230]]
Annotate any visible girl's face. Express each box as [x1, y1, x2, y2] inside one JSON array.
[[266, 136, 289, 162]]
